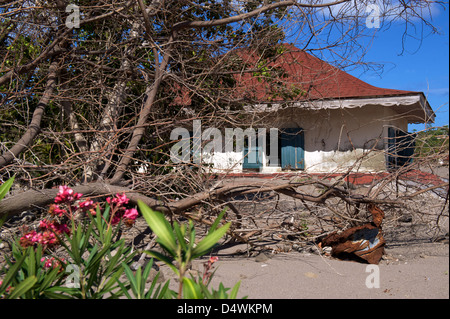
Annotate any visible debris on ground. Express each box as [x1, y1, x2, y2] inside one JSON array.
[[319, 204, 386, 264]]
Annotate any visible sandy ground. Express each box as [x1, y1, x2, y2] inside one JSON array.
[[200, 166, 450, 299], [137, 166, 450, 300], [162, 241, 449, 299]]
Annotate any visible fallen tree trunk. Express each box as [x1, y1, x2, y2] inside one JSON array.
[[0, 179, 412, 219], [0, 183, 154, 218]]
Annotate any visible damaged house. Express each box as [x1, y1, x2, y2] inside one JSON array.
[[172, 44, 434, 174]]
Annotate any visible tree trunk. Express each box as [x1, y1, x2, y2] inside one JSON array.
[[0, 61, 59, 168], [84, 20, 142, 182], [0, 179, 409, 219]]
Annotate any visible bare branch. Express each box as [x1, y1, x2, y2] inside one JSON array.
[[0, 61, 59, 167], [173, 0, 351, 31]]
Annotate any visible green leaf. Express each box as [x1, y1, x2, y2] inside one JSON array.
[[146, 272, 160, 298], [122, 263, 139, 297], [38, 265, 62, 293], [0, 176, 14, 201], [45, 286, 80, 298], [104, 241, 125, 276], [173, 222, 188, 252], [192, 222, 230, 259], [86, 243, 111, 276], [217, 283, 227, 299], [199, 281, 213, 299], [70, 226, 82, 264], [80, 222, 93, 252], [8, 276, 37, 299], [42, 290, 74, 299], [144, 250, 178, 275], [101, 267, 125, 294], [27, 246, 36, 277], [159, 280, 174, 299], [92, 205, 104, 238], [40, 291, 69, 299], [1, 253, 27, 291], [136, 267, 143, 297], [182, 277, 202, 299], [115, 279, 132, 299], [209, 208, 227, 234], [142, 259, 153, 285], [229, 281, 241, 299], [85, 243, 99, 268], [138, 201, 177, 256]]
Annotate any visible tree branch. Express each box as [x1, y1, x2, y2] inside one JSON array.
[[0, 178, 405, 219], [109, 35, 175, 184], [0, 61, 59, 168], [173, 0, 350, 30]]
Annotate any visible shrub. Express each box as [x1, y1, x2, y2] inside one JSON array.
[[0, 180, 243, 299]]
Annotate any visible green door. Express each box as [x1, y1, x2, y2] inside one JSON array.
[[242, 136, 262, 170], [280, 128, 304, 170]]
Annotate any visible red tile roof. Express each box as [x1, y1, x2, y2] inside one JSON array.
[[231, 43, 421, 102], [173, 44, 433, 123]]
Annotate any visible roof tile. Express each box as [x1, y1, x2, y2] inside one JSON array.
[[232, 43, 419, 102]]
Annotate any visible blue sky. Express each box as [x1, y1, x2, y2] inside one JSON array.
[[346, 3, 449, 132]]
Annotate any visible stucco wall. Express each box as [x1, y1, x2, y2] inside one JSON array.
[[202, 151, 243, 173], [205, 105, 409, 173], [266, 105, 408, 172]]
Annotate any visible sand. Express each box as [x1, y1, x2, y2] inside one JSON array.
[[175, 241, 449, 299]]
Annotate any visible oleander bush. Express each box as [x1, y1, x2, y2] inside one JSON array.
[[0, 178, 242, 299]]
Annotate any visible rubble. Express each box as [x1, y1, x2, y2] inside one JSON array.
[[319, 204, 386, 264]]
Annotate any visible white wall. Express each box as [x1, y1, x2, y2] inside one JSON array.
[[207, 105, 409, 173], [202, 151, 243, 173]]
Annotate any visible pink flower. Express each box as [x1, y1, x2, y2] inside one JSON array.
[[53, 222, 71, 235], [54, 185, 82, 204], [106, 193, 129, 207], [124, 208, 138, 220], [20, 229, 60, 248], [43, 219, 70, 235], [116, 193, 129, 205], [39, 220, 48, 230], [48, 204, 66, 217], [41, 257, 64, 269], [110, 214, 122, 225], [39, 231, 58, 245], [78, 199, 95, 212], [20, 230, 39, 247], [41, 257, 55, 269]]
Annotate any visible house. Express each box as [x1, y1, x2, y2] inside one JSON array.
[[171, 44, 434, 174]]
